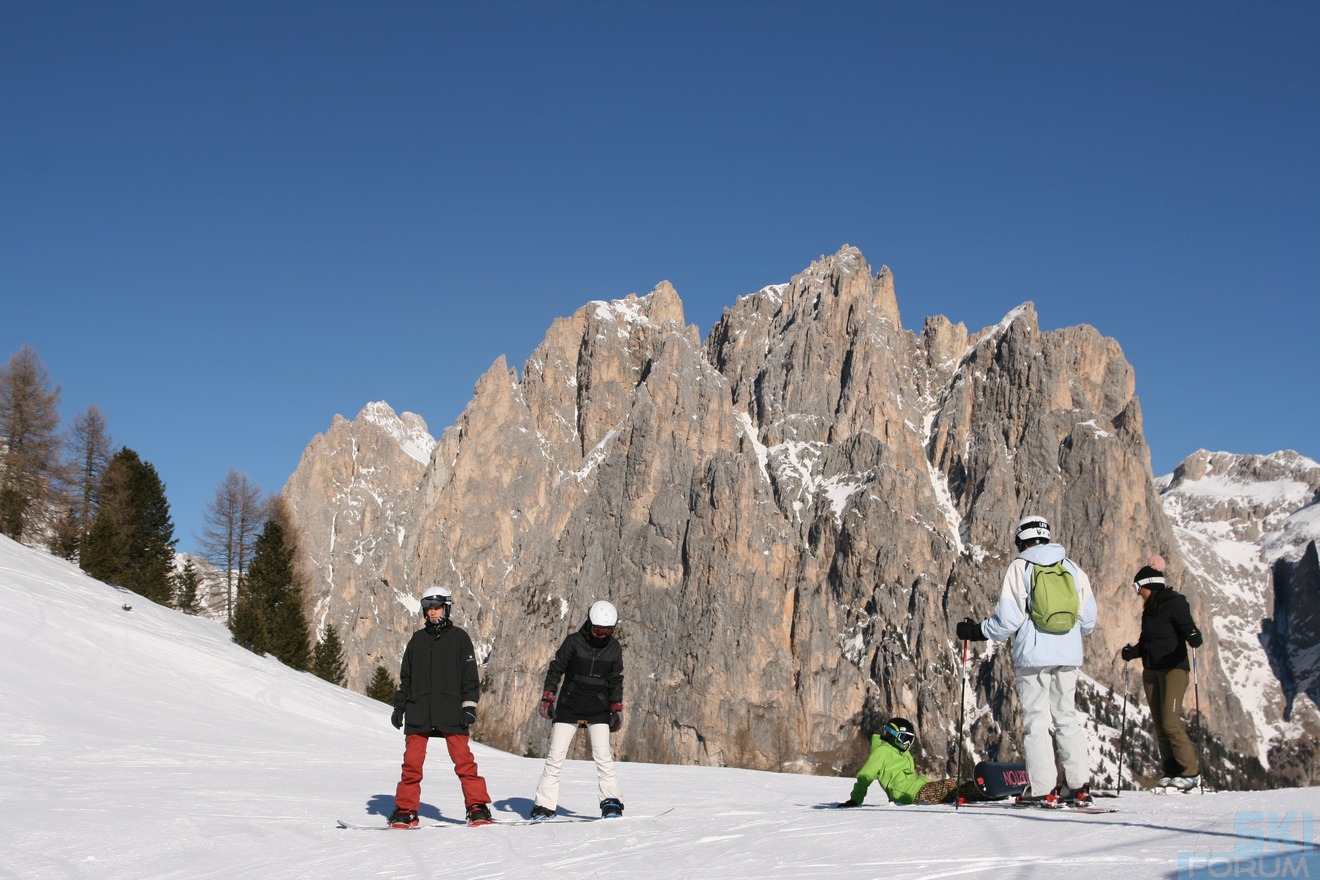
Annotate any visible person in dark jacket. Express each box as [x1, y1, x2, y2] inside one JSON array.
[[388, 585, 492, 827], [529, 600, 625, 819], [1121, 555, 1203, 791]]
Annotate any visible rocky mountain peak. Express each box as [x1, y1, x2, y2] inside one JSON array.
[[281, 247, 1308, 787]]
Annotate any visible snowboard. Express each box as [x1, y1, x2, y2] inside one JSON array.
[[336, 818, 464, 830], [973, 760, 1030, 799], [336, 807, 672, 830], [518, 806, 673, 824]]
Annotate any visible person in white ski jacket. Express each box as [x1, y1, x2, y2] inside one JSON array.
[[983, 542, 1097, 668], [957, 515, 1098, 806]]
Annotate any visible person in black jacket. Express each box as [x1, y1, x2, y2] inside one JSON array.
[[1121, 556, 1204, 791], [529, 600, 625, 819], [387, 585, 492, 827]]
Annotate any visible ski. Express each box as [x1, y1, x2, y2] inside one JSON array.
[[955, 801, 1118, 815]]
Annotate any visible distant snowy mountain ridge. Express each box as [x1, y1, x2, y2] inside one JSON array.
[[1158, 449, 1320, 783]]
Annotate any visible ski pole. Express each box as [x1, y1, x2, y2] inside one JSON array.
[[955, 638, 968, 810], [1193, 649, 1205, 794], [1116, 663, 1129, 796]]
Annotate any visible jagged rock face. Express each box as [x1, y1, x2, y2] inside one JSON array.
[[1158, 450, 1320, 783], [282, 402, 434, 680], [283, 246, 1265, 780], [1274, 544, 1320, 717]]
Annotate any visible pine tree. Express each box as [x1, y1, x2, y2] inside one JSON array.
[[80, 505, 128, 584], [49, 505, 81, 560], [231, 506, 310, 671], [174, 558, 203, 615], [82, 448, 176, 604], [312, 623, 348, 686], [365, 665, 397, 704]]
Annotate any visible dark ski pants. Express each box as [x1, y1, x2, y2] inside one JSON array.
[[1143, 668, 1199, 777], [394, 732, 490, 812]]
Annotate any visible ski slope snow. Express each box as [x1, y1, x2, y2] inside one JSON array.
[[1, 535, 1315, 879]]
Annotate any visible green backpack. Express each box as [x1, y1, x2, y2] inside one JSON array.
[[1027, 560, 1080, 634]]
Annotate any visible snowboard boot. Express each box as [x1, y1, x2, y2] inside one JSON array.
[[600, 798, 624, 818], [529, 805, 556, 821], [466, 803, 493, 826], [388, 808, 419, 828]]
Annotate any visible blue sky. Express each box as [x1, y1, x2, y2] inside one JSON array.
[[3, 2, 1316, 553]]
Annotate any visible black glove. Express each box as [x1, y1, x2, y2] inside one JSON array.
[[463, 706, 477, 727], [837, 799, 860, 808], [1121, 643, 1140, 662], [1187, 630, 1203, 649], [391, 707, 404, 730], [609, 703, 623, 733], [538, 690, 556, 720], [956, 618, 987, 641]]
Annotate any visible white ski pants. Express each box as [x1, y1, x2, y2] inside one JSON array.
[[533, 722, 620, 810], [1015, 665, 1090, 795]]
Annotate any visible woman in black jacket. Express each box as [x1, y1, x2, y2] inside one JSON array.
[[1121, 556, 1204, 791], [529, 600, 625, 820]]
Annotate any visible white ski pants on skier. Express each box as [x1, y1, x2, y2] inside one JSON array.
[[1015, 665, 1090, 796], [533, 722, 620, 810]]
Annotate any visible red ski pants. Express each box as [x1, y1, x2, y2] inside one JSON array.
[[394, 733, 490, 811]]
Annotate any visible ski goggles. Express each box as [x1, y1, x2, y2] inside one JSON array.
[[421, 597, 452, 610], [590, 625, 615, 639], [885, 723, 916, 751], [1132, 574, 1164, 593]]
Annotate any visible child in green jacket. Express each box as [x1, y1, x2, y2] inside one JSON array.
[[838, 718, 978, 806]]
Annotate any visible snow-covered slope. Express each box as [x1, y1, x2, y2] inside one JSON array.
[[2, 534, 1316, 879], [1158, 450, 1320, 769]]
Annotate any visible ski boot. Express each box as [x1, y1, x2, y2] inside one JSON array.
[[1015, 785, 1060, 808], [1063, 782, 1093, 807], [1168, 775, 1200, 793], [529, 805, 556, 821], [466, 803, 493, 826], [600, 798, 624, 818]]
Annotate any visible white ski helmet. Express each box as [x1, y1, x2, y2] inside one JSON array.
[[1014, 515, 1052, 546], [420, 585, 453, 614], [588, 600, 618, 628]]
